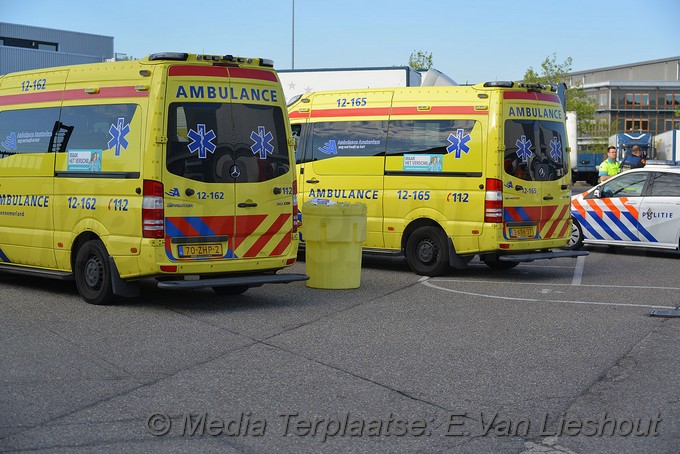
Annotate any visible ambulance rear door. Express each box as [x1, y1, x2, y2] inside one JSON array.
[[163, 65, 294, 264], [501, 91, 571, 243]]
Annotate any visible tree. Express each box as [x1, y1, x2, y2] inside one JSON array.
[[523, 54, 596, 135], [409, 50, 432, 71]]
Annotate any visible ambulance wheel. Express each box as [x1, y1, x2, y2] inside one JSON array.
[[482, 255, 520, 270], [212, 285, 249, 296], [563, 217, 583, 250], [74, 240, 115, 305], [405, 226, 450, 276]]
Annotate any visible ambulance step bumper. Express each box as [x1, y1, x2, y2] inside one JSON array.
[[156, 273, 309, 290], [498, 250, 589, 262]]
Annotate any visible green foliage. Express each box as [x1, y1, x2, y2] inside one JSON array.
[[523, 54, 596, 135], [409, 50, 433, 70]]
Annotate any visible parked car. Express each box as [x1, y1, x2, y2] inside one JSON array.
[[565, 166, 680, 251]]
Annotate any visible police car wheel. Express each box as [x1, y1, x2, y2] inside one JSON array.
[[405, 226, 450, 276], [563, 217, 584, 250], [212, 285, 249, 296], [74, 240, 115, 305]]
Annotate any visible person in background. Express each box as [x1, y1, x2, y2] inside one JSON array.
[[620, 145, 646, 171], [598, 146, 621, 182]]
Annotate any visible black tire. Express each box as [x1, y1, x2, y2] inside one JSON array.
[[212, 285, 249, 296], [405, 226, 450, 276], [74, 240, 115, 305], [482, 255, 520, 270], [562, 217, 584, 250]]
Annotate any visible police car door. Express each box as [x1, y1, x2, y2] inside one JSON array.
[[585, 171, 647, 245], [638, 171, 680, 248]]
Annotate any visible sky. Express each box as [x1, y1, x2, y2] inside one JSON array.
[[2, 0, 679, 84]]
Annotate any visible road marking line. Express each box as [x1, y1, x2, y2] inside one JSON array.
[[426, 278, 680, 291], [420, 279, 676, 310], [571, 254, 585, 286]]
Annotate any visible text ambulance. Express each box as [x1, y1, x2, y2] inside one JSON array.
[[0, 52, 307, 304], [289, 82, 587, 275]]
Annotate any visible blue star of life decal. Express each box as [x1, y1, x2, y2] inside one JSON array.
[[187, 124, 216, 159], [250, 126, 274, 159], [446, 129, 471, 158], [318, 140, 337, 155], [549, 137, 562, 162], [515, 135, 533, 162], [108, 117, 130, 156]]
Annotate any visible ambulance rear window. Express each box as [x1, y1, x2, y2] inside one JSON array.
[[167, 102, 290, 183], [504, 119, 567, 182]]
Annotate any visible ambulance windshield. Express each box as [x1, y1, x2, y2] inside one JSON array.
[[166, 102, 290, 183], [503, 119, 568, 182]]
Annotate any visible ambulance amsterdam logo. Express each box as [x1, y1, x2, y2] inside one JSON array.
[[108, 118, 130, 157], [188, 124, 216, 159], [549, 137, 562, 162], [250, 126, 274, 159], [516, 135, 533, 162], [318, 140, 337, 155], [1, 132, 17, 151], [446, 129, 471, 158]]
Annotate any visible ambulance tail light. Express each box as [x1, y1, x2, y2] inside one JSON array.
[[142, 180, 165, 238], [292, 180, 300, 233], [484, 178, 503, 223]]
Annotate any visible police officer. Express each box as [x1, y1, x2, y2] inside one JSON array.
[[598, 146, 620, 182], [620, 145, 646, 171]]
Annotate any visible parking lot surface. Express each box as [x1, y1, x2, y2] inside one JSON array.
[[1, 247, 679, 453]]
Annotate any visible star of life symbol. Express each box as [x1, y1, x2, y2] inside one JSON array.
[[1, 132, 17, 151], [516, 135, 533, 162], [250, 126, 274, 159], [549, 137, 562, 162], [446, 129, 471, 158], [187, 124, 216, 159], [318, 140, 337, 155], [108, 118, 130, 157]]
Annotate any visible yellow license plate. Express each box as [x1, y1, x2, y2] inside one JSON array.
[[178, 244, 223, 258], [509, 226, 536, 238]]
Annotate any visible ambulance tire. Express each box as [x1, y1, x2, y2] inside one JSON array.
[[405, 226, 450, 276], [212, 285, 249, 296], [74, 240, 115, 305], [562, 216, 584, 250]]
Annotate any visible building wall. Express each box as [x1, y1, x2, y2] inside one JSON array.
[[0, 22, 113, 75]]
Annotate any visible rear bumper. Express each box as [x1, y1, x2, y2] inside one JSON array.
[[498, 250, 589, 262], [156, 272, 309, 290]]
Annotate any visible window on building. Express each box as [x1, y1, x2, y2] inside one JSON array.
[[0, 36, 58, 52], [625, 119, 649, 131], [666, 119, 680, 130], [665, 94, 680, 106], [599, 93, 608, 107], [625, 92, 650, 106]]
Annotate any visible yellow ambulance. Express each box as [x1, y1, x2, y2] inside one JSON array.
[[0, 52, 307, 304], [289, 82, 587, 275]]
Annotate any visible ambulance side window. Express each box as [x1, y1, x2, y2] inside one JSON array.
[[0, 108, 60, 157], [386, 119, 475, 156], [59, 104, 137, 151], [310, 121, 387, 161]]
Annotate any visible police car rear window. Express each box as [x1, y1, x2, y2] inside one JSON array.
[[167, 102, 290, 183]]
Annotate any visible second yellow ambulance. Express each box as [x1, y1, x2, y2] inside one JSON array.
[[289, 82, 587, 275]]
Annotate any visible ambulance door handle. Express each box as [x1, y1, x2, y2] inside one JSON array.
[[238, 202, 258, 208], [543, 196, 554, 200], [306, 178, 320, 184], [515, 185, 524, 191], [561, 184, 569, 190], [185, 188, 195, 196]]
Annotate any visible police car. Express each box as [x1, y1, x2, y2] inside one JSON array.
[[565, 163, 680, 251]]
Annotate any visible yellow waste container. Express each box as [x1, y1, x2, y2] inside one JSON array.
[[302, 200, 367, 289]]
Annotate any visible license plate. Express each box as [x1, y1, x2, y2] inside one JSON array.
[[509, 226, 536, 238], [178, 244, 223, 258]]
